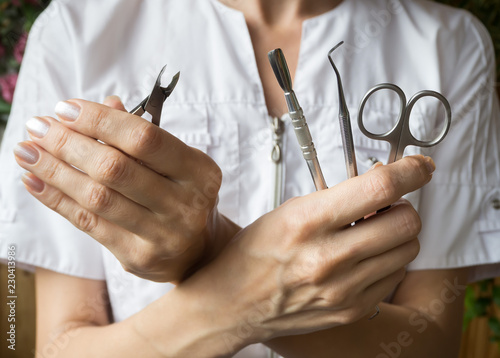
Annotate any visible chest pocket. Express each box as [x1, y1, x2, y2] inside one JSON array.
[[349, 104, 441, 173], [159, 103, 240, 223], [329, 105, 441, 211], [159, 104, 215, 152]]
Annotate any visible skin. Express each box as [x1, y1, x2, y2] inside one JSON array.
[[33, 154, 433, 357], [19, 99, 239, 283], [17, 0, 467, 356]]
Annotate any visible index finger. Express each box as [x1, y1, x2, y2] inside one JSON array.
[[302, 155, 435, 228], [54, 99, 203, 179]]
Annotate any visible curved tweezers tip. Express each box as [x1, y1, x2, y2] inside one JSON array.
[[328, 41, 344, 58]]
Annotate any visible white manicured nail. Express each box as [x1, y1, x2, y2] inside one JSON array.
[[55, 101, 81, 121], [26, 117, 50, 138]]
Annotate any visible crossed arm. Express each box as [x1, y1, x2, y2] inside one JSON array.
[[20, 99, 466, 357], [36, 267, 467, 358]]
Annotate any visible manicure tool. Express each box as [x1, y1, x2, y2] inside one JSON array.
[[358, 84, 452, 164], [328, 42, 358, 179], [329, 42, 367, 222], [328, 42, 452, 167], [268, 49, 328, 191], [129, 65, 180, 126]]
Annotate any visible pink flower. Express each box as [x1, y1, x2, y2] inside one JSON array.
[[12, 0, 20, 7], [13, 33, 27, 63], [0, 73, 19, 104]]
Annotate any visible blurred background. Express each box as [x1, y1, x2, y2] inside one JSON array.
[[0, 0, 499, 357]]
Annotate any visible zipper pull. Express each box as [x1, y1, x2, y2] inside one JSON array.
[[271, 116, 285, 164], [270, 117, 285, 211]]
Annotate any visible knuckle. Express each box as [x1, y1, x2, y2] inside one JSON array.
[[398, 205, 422, 237], [88, 106, 110, 130], [204, 162, 223, 196], [73, 208, 99, 233], [120, 263, 137, 275], [132, 123, 162, 156], [282, 208, 315, 245], [47, 190, 66, 213], [126, 244, 157, 274], [363, 172, 395, 203], [342, 241, 364, 261], [302, 253, 327, 285], [406, 238, 421, 261], [323, 289, 346, 308], [406, 155, 429, 179], [342, 306, 365, 324], [95, 153, 127, 184], [52, 129, 72, 157], [396, 267, 407, 282], [85, 184, 113, 212], [43, 160, 64, 182], [324, 289, 358, 317]]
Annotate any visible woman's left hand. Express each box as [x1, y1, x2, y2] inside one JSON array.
[[14, 97, 239, 283]]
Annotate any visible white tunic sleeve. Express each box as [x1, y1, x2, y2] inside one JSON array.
[[0, 0, 105, 280], [409, 12, 500, 282]]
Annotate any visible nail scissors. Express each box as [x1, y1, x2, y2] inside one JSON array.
[[129, 65, 180, 126], [358, 84, 452, 163]]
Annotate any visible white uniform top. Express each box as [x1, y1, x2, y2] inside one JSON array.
[[1, 0, 499, 356]]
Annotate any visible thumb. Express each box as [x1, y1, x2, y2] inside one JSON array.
[[103, 95, 127, 112], [369, 161, 383, 171]]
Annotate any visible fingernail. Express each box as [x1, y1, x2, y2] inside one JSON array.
[[369, 162, 383, 171], [14, 143, 39, 164], [26, 117, 50, 138], [425, 156, 436, 174], [55, 100, 80, 121], [22, 172, 44, 193], [104, 95, 121, 103]]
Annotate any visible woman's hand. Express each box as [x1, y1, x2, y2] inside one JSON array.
[[174, 156, 434, 352], [14, 97, 239, 282]]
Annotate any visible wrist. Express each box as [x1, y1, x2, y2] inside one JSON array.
[[212, 212, 241, 252], [130, 282, 234, 357], [180, 237, 278, 348], [132, 266, 261, 357]]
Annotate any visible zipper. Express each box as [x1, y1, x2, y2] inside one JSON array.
[[270, 116, 285, 211], [268, 117, 285, 358]]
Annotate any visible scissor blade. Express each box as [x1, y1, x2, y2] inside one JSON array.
[[129, 97, 148, 116], [145, 67, 180, 126], [129, 65, 180, 127], [162, 72, 180, 97]]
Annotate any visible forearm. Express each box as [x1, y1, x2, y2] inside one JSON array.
[[181, 213, 242, 281], [38, 284, 247, 358], [267, 303, 449, 358], [212, 213, 242, 258], [267, 269, 467, 358]]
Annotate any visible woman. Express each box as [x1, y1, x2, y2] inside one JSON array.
[[1, 0, 499, 357]]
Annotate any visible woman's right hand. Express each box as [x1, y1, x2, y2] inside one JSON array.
[[175, 155, 434, 352], [14, 97, 240, 283]]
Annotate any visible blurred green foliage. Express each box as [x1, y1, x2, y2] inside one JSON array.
[[433, 0, 500, 345], [0, 0, 51, 123]]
